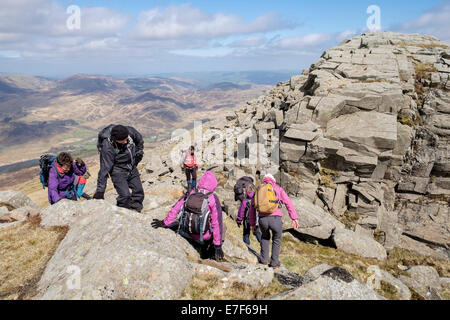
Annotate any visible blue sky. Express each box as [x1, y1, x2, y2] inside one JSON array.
[[0, 0, 448, 77]]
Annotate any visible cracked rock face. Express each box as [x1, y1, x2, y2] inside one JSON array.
[[220, 32, 449, 261]]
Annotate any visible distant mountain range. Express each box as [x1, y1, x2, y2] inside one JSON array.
[[0, 72, 278, 167], [157, 70, 298, 86]]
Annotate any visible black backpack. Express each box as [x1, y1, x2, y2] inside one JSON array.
[[39, 154, 57, 189], [97, 124, 116, 152], [178, 191, 213, 244], [234, 176, 254, 202]]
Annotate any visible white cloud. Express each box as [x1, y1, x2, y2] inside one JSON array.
[[171, 47, 234, 58], [0, 1, 367, 75], [133, 4, 294, 40], [394, 0, 450, 42], [230, 36, 266, 48], [277, 33, 332, 49], [0, 0, 129, 40]]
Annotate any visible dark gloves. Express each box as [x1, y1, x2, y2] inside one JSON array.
[[236, 221, 242, 228], [75, 158, 85, 167], [82, 171, 91, 180], [151, 219, 167, 229], [214, 245, 224, 262], [93, 192, 105, 200], [135, 152, 144, 165]]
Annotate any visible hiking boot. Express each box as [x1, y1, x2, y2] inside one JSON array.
[[270, 262, 281, 269], [81, 193, 91, 200], [258, 258, 269, 266]]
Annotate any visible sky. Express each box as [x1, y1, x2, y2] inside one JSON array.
[[0, 0, 449, 77]]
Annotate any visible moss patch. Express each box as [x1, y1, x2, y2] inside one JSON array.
[[440, 287, 450, 300], [414, 62, 438, 81], [409, 287, 426, 300], [398, 41, 449, 50], [376, 280, 400, 300], [180, 276, 287, 300], [373, 230, 386, 245], [335, 211, 361, 231], [278, 235, 450, 300], [384, 248, 450, 278], [397, 114, 415, 127], [319, 167, 338, 189]]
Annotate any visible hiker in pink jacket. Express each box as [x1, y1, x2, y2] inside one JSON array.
[[151, 171, 225, 261], [249, 173, 298, 268]]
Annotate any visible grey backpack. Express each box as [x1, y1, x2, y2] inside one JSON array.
[[178, 191, 213, 244]]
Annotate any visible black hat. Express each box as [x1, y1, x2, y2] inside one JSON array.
[[111, 125, 129, 141]]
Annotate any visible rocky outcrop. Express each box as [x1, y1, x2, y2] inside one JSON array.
[[0, 190, 39, 211], [281, 197, 344, 240], [270, 266, 385, 300], [215, 32, 450, 261], [366, 265, 411, 300], [34, 201, 197, 300], [398, 266, 443, 300], [0, 191, 40, 230], [34, 197, 261, 299], [0, 206, 40, 223], [332, 228, 387, 261]]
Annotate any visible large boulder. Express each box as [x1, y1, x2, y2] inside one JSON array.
[[281, 197, 345, 240], [219, 263, 274, 288], [326, 111, 398, 156], [0, 206, 40, 222], [222, 232, 258, 265], [332, 228, 387, 261], [40, 199, 93, 228], [270, 272, 385, 300], [34, 202, 197, 300], [0, 190, 39, 211], [0, 206, 9, 217], [303, 264, 334, 282], [398, 266, 442, 300], [399, 235, 449, 261], [366, 266, 411, 300], [397, 200, 449, 249]]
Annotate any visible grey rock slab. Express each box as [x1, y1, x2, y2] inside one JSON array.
[[0, 190, 39, 211], [269, 275, 385, 300], [34, 204, 196, 300], [332, 228, 387, 261]]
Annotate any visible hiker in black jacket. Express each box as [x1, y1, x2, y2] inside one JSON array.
[[93, 125, 145, 212]]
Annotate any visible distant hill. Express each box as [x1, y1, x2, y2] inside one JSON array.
[[158, 70, 298, 86], [202, 82, 252, 91], [0, 72, 273, 167]]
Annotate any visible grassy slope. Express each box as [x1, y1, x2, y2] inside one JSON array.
[[181, 216, 450, 300], [0, 217, 67, 299]]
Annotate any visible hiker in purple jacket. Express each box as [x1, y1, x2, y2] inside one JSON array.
[[48, 152, 87, 205], [152, 171, 225, 261], [236, 184, 262, 246]]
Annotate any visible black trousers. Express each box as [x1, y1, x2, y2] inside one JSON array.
[[185, 166, 197, 183], [110, 167, 144, 212]]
